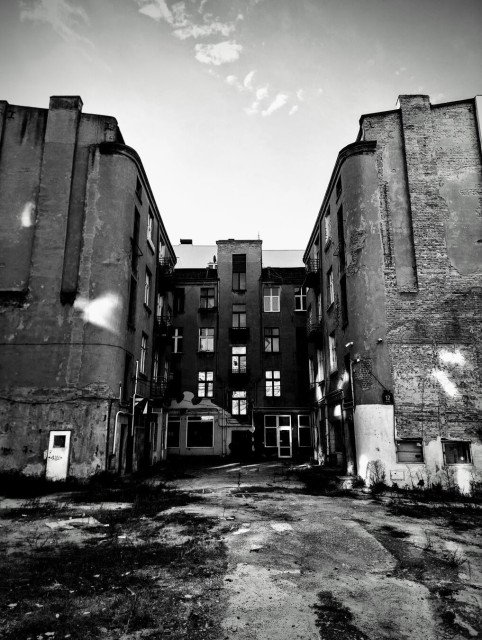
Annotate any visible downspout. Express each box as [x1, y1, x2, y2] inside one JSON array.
[[105, 398, 114, 471], [131, 359, 139, 436], [113, 410, 132, 454]]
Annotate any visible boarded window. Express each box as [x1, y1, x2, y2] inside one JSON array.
[[396, 439, 424, 463]]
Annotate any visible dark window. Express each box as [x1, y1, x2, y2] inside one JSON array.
[[200, 287, 215, 309], [298, 415, 311, 447], [336, 176, 342, 200], [174, 288, 185, 314], [443, 441, 472, 464], [337, 205, 346, 272], [294, 287, 307, 311], [264, 327, 280, 352], [396, 440, 424, 463], [127, 275, 137, 328], [135, 177, 142, 202], [340, 274, 348, 326], [232, 254, 246, 291], [187, 417, 214, 448], [232, 303, 246, 328], [53, 435, 66, 448], [132, 209, 140, 273], [167, 419, 180, 448]]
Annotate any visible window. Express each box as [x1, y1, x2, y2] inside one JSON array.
[[232, 346, 247, 373], [327, 269, 334, 307], [264, 327, 280, 352], [337, 205, 346, 271], [264, 415, 290, 447], [172, 327, 183, 353], [264, 286, 280, 312], [443, 441, 472, 465], [340, 274, 348, 326], [140, 334, 148, 375], [232, 254, 246, 291], [336, 175, 342, 200], [232, 390, 247, 415], [198, 371, 214, 397], [294, 287, 307, 311], [396, 439, 424, 463], [324, 209, 331, 245], [298, 415, 311, 447], [153, 350, 159, 381], [167, 418, 180, 448], [308, 359, 315, 388], [144, 269, 151, 307], [128, 275, 137, 328], [199, 328, 214, 352], [135, 177, 142, 202], [329, 333, 337, 372], [159, 239, 166, 259], [53, 435, 66, 448], [200, 287, 215, 309], [187, 416, 214, 448], [232, 303, 246, 328], [147, 209, 154, 244], [316, 349, 325, 383], [265, 370, 281, 397], [173, 288, 185, 314], [132, 208, 140, 273]]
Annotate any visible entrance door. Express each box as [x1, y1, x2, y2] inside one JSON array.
[[278, 427, 292, 458], [45, 431, 71, 480]]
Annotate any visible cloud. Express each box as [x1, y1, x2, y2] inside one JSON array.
[[261, 93, 288, 117], [195, 41, 242, 65], [296, 89, 305, 101], [243, 70, 256, 89], [289, 105, 299, 116], [173, 20, 235, 39], [245, 101, 259, 116], [394, 66, 407, 76], [256, 85, 269, 101], [20, 0, 94, 47]]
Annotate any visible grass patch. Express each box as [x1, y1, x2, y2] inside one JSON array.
[[313, 591, 370, 640]]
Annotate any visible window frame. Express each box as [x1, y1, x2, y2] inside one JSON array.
[[264, 327, 280, 353], [232, 303, 247, 328], [294, 287, 307, 311], [199, 327, 215, 352], [232, 390, 247, 415], [232, 254, 247, 292], [329, 333, 337, 372], [186, 416, 214, 448], [395, 439, 424, 464], [327, 268, 334, 308], [231, 345, 247, 373], [198, 370, 214, 398], [265, 370, 281, 397], [324, 209, 331, 247], [200, 287, 215, 309], [172, 327, 183, 353], [140, 333, 148, 375], [298, 415, 311, 448], [147, 208, 154, 246], [263, 286, 280, 313], [144, 268, 152, 308], [443, 441, 472, 465]]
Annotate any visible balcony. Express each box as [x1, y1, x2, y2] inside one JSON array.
[[304, 258, 320, 288], [229, 327, 250, 343], [229, 368, 250, 386], [307, 318, 323, 343], [135, 377, 168, 400], [155, 315, 173, 339], [158, 256, 175, 274]]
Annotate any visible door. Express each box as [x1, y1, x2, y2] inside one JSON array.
[[45, 431, 71, 481], [278, 427, 292, 458]]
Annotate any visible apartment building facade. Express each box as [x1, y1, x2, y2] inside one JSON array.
[[167, 240, 311, 459], [304, 95, 482, 491], [0, 96, 175, 479]]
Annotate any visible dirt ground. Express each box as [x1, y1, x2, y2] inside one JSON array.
[[1, 461, 482, 640]]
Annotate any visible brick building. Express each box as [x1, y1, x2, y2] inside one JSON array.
[[0, 96, 176, 479], [167, 240, 311, 459], [304, 95, 482, 491]]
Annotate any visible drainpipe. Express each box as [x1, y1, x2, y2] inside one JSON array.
[[131, 360, 139, 436], [113, 410, 132, 455], [105, 398, 113, 471]]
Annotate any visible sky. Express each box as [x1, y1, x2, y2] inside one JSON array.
[[0, 0, 481, 250]]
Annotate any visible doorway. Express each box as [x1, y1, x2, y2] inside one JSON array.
[[278, 427, 292, 458], [45, 431, 71, 481]]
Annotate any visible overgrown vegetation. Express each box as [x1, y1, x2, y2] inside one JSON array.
[[0, 477, 227, 640], [313, 591, 370, 640]]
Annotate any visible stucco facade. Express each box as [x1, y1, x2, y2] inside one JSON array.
[[0, 96, 175, 478], [304, 95, 482, 491]]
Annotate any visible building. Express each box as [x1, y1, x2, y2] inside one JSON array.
[[304, 94, 482, 491], [0, 96, 176, 479], [167, 239, 311, 460]]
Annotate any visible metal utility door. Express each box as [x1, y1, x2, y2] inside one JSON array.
[[278, 427, 292, 458], [45, 431, 71, 481]]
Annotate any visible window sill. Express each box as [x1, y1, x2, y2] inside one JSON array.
[[232, 289, 247, 294]]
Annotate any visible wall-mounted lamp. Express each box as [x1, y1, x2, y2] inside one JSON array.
[[345, 341, 354, 348]]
